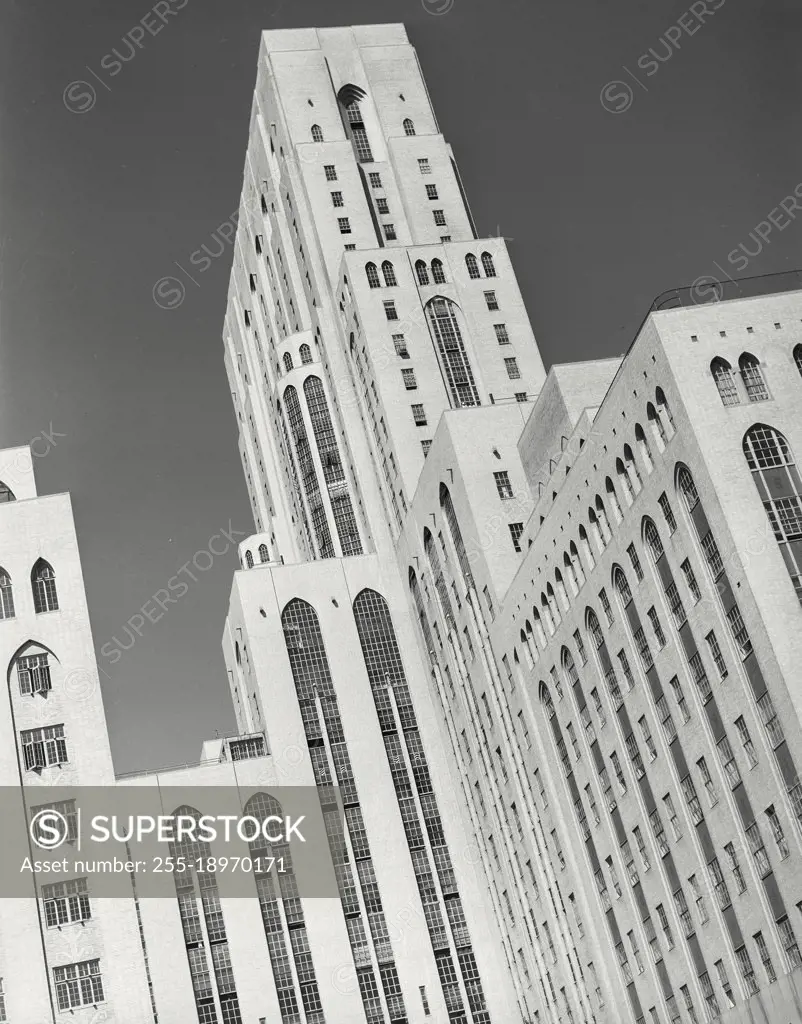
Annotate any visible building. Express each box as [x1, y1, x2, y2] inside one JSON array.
[[222, 21, 802, 1024], [2, 18, 802, 1024]]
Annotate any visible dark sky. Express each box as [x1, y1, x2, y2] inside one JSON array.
[[2, 0, 801, 775]]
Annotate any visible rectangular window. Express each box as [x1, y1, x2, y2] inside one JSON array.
[[515, 391, 527, 402], [724, 841, 747, 894], [697, 756, 718, 806], [421, 440, 432, 457], [705, 630, 727, 678], [324, 164, 337, 181], [412, 404, 427, 426], [754, 931, 777, 983], [668, 675, 690, 722], [494, 323, 510, 345], [625, 732, 645, 779], [368, 171, 382, 188], [383, 301, 399, 321], [418, 158, 431, 174], [337, 217, 351, 234], [393, 334, 409, 358], [42, 878, 91, 927], [484, 290, 499, 310], [715, 960, 736, 1009], [656, 695, 677, 742], [708, 856, 731, 909], [22, 725, 68, 770], [680, 558, 702, 601], [639, 716, 658, 761], [735, 945, 758, 996], [344, 243, 356, 251], [331, 191, 344, 207], [716, 735, 741, 787], [745, 821, 770, 877], [656, 903, 674, 948], [18, 653, 52, 695], [663, 793, 682, 840], [673, 886, 693, 937], [494, 471, 514, 499], [757, 691, 784, 747], [425, 183, 438, 199], [433, 210, 446, 226], [376, 198, 389, 214], [658, 492, 677, 533], [439, 235, 451, 242], [54, 960, 104, 1010], [401, 368, 418, 390], [665, 581, 686, 628], [383, 224, 397, 241], [634, 627, 653, 670], [503, 357, 521, 379], [611, 751, 627, 794], [618, 650, 636, 690], [734, 715, 758, 765], [726, 603, 753, 657], [681, 774, 704, 824], [689, 651, 712, 702], [647, 606, 666, 648], [585, 783, 600, 825], [766, 804, 789, 858], [688, 875, 708, 924], [627, 543, 644, 580], [778, 916, 802, 970], [701, 531, 724, 579]]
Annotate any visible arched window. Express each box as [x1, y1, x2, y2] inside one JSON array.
[[739, 354, 769, 402], [431, 259, 446, 284], [32, 560, 58, 614], [284, 385, 334, 558], [586, 608, 604, 651], [555, 570, 569, 610], [608, 474, 625, 516], [0, 569, 14, 620], [595, 495, 612, 542], [382, 261, 397, 287], [570, 540, 586, 585], [635, 424, 653, 472], [541, 594, 555, 634], [342, 98, 373, 162], [655, 387, 675, 433], [311, 124, 323, 142], [415, 260, 430, 286], [403, 118, 416, 136], [283, 352, 293, 372], [613, 565, 632, 607], [676, 465, 699, 512], [623, 444, 641, 492], [481, 252, 496, 278], [424, 527, 454, 627], [525, 621, 538, 665], [564, 552, 579, 595], [794, 344, 802, 377], [465, 253, 480, 279], [532, 608, 547, 647], [562, 646, 579, 686], [578, 525, 595, 569], [245, 550, 254, 568], [299, 343, 312, 365], [711, 358, 739, 406], [0, 481, 15, 503], [540, 682, 556, 720], [258, 544, 269, 563], [545, 584, 560, 629], [304, 377, 362, 556], [521, 628, 534, 669], [743, 425, 802, 603], [366, 262, 381, 288], [643, 518, 664, 562], [425, 298, 480, 408], [409, 567, 436, 653], [647, 401, 667, 449], [440, 483, 472, 586], [588, 508, 604, 552]]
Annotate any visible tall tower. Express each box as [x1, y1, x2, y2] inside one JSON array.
[[221, 22, 539, 1024]]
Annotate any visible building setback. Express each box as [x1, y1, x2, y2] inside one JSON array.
[[1, 19, 801, 1024]]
